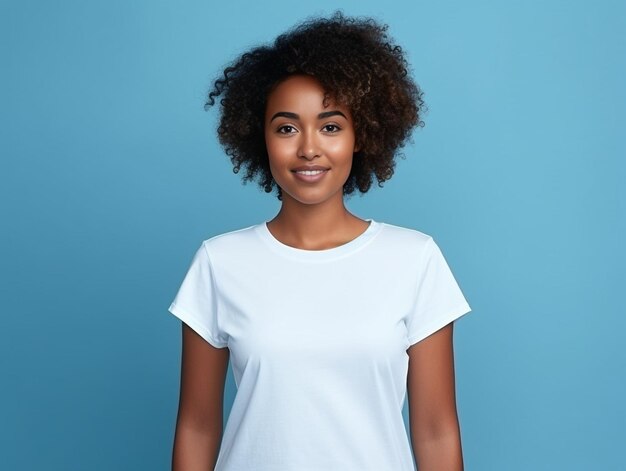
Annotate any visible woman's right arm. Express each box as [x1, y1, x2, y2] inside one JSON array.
[[172, 323, 230, 471]]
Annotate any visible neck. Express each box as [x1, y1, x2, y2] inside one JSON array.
[[267, 192, 366, 250]]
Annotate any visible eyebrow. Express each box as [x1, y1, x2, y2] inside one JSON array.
[[269, 110, 347, 122]]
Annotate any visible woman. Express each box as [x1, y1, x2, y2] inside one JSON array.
[[168, 11, 472, 471]]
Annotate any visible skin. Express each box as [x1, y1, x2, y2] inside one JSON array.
[[408, 324, 465, 470], [171, 73, 463, 471], [263, 74, 369, 248], [172, 326, 229, 471]]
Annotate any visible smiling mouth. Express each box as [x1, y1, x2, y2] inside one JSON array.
[[291, 168, 329, 182], [292, 169, 328, 175]]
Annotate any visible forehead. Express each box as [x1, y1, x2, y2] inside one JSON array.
[[265, 75, 348, 116]]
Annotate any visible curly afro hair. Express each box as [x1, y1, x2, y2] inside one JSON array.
[[204, 10, 426, 201]]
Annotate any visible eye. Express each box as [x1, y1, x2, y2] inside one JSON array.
[[322, 124, 341, 133], [277, 125, 297, 134]]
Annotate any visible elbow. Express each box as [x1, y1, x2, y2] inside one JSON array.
[[410, 411, 461, 443]]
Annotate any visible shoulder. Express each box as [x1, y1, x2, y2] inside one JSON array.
[[361, 220, 436, 267], [376, 220, 434, 251], [199, 222, 261, 257]]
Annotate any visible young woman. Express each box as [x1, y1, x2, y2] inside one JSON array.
[[168, 12, 472, 471]]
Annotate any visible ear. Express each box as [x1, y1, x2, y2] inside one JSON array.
[[354, 143, 361, 153]]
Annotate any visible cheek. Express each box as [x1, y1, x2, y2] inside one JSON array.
[[265, 136, 295, 170], [328, 136, 357, 159], [264, 135, 278, 160], [266, 133, 288, 155]]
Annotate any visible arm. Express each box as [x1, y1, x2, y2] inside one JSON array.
[[172, 323, 230, 471], [407, 322, 464, 471]]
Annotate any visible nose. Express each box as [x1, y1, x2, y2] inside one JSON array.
[[297, 130, 321, 159]]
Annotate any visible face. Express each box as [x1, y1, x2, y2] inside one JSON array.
[[264, 74, 358, 206]]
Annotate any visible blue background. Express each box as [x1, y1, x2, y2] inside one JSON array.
[[2, 1, 624, 469]]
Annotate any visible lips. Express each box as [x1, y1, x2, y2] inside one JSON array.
[[291, 165, 330, 172], [291, 167, 329, 183]]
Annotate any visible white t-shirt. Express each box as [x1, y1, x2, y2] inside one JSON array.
[[168, 219, 472, 471]]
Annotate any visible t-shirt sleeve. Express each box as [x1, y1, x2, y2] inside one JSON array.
[[168, 242, 229, 349], [406, 237, 472, 346]]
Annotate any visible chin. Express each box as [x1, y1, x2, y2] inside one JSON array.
[[284, 187, 344, 206]]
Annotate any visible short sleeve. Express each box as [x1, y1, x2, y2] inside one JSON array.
[[406, 237, 472, 346], [168, 242, 229, 348]]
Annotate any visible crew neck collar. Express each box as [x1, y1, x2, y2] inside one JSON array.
[[255, 218, 383, 262]]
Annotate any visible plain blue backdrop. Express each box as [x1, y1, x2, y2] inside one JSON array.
[[1, 0, 624, 470]]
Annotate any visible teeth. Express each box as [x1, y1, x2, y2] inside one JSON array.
[[296, 170, 326, 175]]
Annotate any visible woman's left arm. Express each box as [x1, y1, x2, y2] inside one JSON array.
[[407, 322, 464, 471]]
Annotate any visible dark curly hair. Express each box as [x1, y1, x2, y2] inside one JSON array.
[[204, 10, 426, 201]]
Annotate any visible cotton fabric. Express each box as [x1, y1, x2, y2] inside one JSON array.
[[168, 219, 472, 471]]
